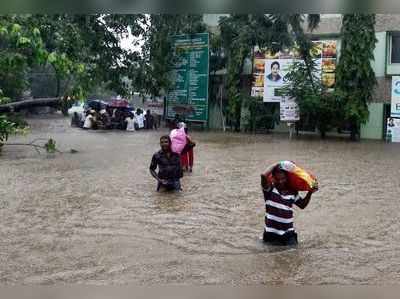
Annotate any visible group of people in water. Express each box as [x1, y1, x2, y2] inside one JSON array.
[[71, 107, 158, 131], [75, 105, 319, 247], [149, 128, 318, 247]]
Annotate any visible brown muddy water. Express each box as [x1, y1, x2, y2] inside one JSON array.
[[1, 115, 400, 285]]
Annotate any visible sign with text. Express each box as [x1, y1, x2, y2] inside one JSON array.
[[280, 97, 300, 122], [391, 76, 400, 117], [387, 117, 400, 142], [251, 40, 337, 103], [166, 33, 209, 122]]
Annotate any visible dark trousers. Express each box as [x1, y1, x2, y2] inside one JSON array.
[[157, 180, 181, 192], [263, 231, 298, 246]]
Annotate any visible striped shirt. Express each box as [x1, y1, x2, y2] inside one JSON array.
[[263, 187, 302, 236]]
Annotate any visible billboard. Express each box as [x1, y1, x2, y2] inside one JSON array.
[[166, 33, 209, 122], [391, 76, 400, 117], [251, 40, 337, 103]]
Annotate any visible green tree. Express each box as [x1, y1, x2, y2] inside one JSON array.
[[0, 16, 48, 99], [219, 14, 320, 131], [1, 14, 147, 150], [283, 14, 343, 138], [0, 16, 48, 148], [336, 14, 377, 141], [27, 14, 146, 98], [284, 60, 342, 138], [219, 14, 276, 131]]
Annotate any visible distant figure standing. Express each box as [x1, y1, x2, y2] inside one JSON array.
[[83, 112, 94, 129], [178, 122, 195, 172], [150, 135, 183, 191], [125, 114, 136, 132], [145, 109, 155, 129], [136, 109, 145, 129]]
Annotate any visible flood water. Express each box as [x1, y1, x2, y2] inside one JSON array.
[[1, 115, 400, 284]]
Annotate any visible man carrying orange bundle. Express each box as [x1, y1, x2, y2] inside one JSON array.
[[260, 161, 318, 246]]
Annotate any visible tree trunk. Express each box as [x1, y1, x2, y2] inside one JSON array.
[[235, 106, 241, 132], [0, 98, 62, 113], [350, 128, 358, 141], [219, 84, 226, 132], [349, 120, 359, 141]]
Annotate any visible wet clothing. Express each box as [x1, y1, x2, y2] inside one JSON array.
[[180, 148, 194, 170], [180, 135, 194, 170], [157, 179, 181, 191], [136, 113, 144, 129], [125, 117, 136, 131], [83, 115, 93, 129], [150, 150, 183, 191], [262, 187, 302, 245], [263, 231, 298, 246], [145, 113, 155, 129]]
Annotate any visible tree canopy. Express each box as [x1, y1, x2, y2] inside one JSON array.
[[335, 14, 377, 140]]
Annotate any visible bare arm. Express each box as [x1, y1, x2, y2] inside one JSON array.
[[295, 185, 318, 209], [186, 135, 195, 145], [260, 174, 272, 190], [260, 162, 279, 190], [150, 169, 161, 182], [149, 155, 165, 184]]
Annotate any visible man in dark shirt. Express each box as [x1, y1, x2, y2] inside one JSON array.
[[150, 135, 183, 191]]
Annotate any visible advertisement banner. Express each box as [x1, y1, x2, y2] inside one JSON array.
[[251, 40, 337, 103], [391, 76, 400, 117], [166, 33, 209, 122], [387, 117, 400, 142]]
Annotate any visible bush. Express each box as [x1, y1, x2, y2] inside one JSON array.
[[0, 115, 16, 148], [242, 95, 279, 132]]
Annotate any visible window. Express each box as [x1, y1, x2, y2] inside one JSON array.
[[391, 32, 400, 64]]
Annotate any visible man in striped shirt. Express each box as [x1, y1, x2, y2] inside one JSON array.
[[261, 166, 317, 246]]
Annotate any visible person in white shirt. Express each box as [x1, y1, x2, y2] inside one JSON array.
[[136, 111, 145, 129], [83, 113, 94, 129], [125, 114, 136, 132]]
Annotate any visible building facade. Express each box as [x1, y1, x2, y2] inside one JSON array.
[[203, 14, 400, 139], [313, 14, 400, 140]]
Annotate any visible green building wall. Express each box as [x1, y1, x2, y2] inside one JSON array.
[[360, 103, 384, 140]]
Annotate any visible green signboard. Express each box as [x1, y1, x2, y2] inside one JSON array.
[[166, 33, 209, 122]]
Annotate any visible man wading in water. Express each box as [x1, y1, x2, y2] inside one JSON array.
[[261, 165, 318, 246], [150, 135, 183, 191]]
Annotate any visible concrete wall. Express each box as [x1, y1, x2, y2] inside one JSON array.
[[372, 32, 387, 77], [361, 103, 384, 139]]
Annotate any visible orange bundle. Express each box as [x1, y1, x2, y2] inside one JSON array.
[[265, 161, 318, 192]]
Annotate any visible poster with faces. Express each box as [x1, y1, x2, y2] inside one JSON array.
[[387, 117, 400, 142], [251, 40, 337, 104], [263, 59, 296, 102]]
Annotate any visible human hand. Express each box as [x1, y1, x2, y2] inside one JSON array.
[[311, 181, 319, 193], [260, 174, 268, 189]]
